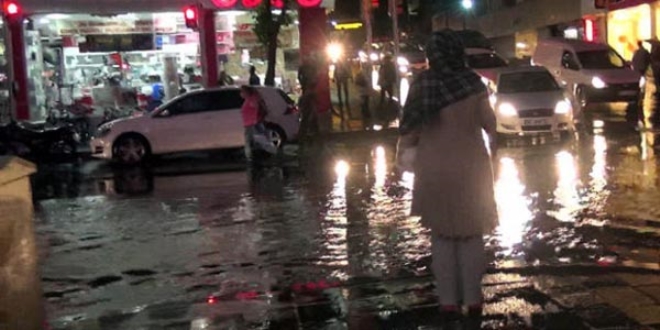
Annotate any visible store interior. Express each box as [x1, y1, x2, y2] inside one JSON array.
[[21, 10, 300, 120], [607, 3, 653, 60]]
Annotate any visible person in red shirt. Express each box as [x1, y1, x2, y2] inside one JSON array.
[[240, 85, 266, 162]]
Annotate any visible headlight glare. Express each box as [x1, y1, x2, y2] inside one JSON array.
[[592, 76, 607, 89], [554, 99, 572, 114], [498, 103, 517, 117]]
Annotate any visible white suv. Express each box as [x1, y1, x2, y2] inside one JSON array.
[[90, 86, 300, 164]]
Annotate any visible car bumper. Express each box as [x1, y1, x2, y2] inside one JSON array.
[[585, 85, 640, 103], [90, 137, 112, 159], [497, 115, 574, 135]]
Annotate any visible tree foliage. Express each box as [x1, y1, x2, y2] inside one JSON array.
[[252, 0, 294, 86]]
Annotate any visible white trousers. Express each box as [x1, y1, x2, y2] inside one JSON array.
[[431, 236, 486, 306]]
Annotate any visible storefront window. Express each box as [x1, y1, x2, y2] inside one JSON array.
[[608, 4, 652, 60]]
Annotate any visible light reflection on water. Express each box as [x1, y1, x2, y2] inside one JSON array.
[[552, 151, 581, 222], [494, 157, 533, 254], [320, 160, 350, 279]]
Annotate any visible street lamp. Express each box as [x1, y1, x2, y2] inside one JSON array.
[[461, 0, 473, 29]]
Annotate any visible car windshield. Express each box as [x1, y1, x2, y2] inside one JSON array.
[[577, 49, 625, 69], [498, 71, 560, 93], [467, 53, 507, 69]]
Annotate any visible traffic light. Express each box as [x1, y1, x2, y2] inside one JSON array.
[[183, 5, 198, 30], [3, 0, 22, 20]]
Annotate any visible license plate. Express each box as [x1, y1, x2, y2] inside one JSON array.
[[619, 90, 637, 96], [523, 119, 548, 126]]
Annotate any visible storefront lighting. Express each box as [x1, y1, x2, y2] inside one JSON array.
[[45, 13, 69, 19], [334, 22, 363, 30], [212, 0, 238, 8], [515, 42, 527, 49]]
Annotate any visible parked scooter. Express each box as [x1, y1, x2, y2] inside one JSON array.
[[0, 120, 79, 160]]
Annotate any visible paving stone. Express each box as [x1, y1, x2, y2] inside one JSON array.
[[616, 273, 660, 287], [482, 273, 526, 285], [531, 275, 589, 290], [639, 286, 660, 303], [583, 275, 627, 289], [621, 305, 660, 325], [594, 287, 655, 311], [545, 287, 604, 309], [576, 304, 639, 329]]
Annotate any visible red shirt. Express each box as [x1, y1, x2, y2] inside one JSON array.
[[241, 95, 260, 127]]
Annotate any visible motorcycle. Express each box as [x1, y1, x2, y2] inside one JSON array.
[[0, 120, 79, 160]]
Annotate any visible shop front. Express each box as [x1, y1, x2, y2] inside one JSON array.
[[606, 0, 658, 60], [4, 0, 331, 121]]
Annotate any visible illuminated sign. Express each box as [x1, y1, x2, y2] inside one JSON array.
[[334, 22, 363, 30]]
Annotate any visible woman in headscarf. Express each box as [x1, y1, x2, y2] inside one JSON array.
[[398, 30, 498, 326]]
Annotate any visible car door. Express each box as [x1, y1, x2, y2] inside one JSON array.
[[148, 92, 218, 153], [204, 89, 245, 149], [559, 50, 582, 90]]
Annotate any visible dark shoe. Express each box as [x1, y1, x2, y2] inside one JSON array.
[[465, 306, 483, 330], [439, 306, 463, 329]]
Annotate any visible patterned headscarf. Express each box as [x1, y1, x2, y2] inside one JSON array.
[[399, 30, 486, 134]]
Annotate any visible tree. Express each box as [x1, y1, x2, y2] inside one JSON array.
[[253, 0, 294, 86]]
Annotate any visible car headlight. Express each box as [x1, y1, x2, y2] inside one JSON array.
[[498, 102, 517, 117], [554, 99, 572, 115], [97, 123, 113, 137], [397, 56, 409, 66], [369, 53, 379, 62], [592, 76, 607, 89]]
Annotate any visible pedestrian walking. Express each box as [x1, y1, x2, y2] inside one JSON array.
[[355, 64, 372, 130], [240, 85, 268, 163], [249, 65, 261, 86], [632, 41, 651, 76], [334, 59, 351, 111], [397, 30, 498, 328], [378, 54, 397, 105], [633, 41, 651, 128]]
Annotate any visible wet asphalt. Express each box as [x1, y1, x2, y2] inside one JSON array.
[[31, 104, 660, 329]]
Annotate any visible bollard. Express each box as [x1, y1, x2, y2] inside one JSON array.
[[0, 156, 42, 330]]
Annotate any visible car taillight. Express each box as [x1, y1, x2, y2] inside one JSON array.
[[285, 105, 299, 115]]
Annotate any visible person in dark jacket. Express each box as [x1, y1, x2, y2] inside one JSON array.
[[249, 66, 261, 86]]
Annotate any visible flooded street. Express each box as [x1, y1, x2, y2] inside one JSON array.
[[33, 107, 660, 329]]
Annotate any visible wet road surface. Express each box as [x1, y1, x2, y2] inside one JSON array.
[[32, 104, 660, 329]]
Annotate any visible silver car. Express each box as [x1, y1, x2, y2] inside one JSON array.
[[489, 66, 576, 137]]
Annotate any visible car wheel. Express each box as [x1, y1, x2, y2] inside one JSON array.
[[576, 86, 588, 109], [266, 124, 286, 150], [113, 134, 150, 165]]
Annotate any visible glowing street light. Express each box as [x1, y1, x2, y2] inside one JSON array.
[[461, 0, 473, 10]]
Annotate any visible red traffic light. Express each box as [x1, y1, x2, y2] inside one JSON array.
[[183, 6, 198, 29], [4, 1, 21, 15], [184, 7, 196, 20]]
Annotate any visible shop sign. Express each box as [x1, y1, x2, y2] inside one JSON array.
[[58, 19, 178, 36], [215, 0, 322, 9], [605, 0, 655, 10], [80, 34, 155, 52]]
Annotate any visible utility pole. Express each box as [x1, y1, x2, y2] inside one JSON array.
[[389, 0, 400, 101]]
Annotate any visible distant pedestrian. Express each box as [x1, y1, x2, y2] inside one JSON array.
[[397, 30, 498, 328], [334, 59, 351, 110], [378, 54, 397, 105], [249, 66, 261, 86], [632, 41, 651, 76], [355, 64, 371, 130], [240, 85, 266, 162]]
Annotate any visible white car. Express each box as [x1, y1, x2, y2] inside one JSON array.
[[489, 67, 575, 137], [91, 86, 300, 164]]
